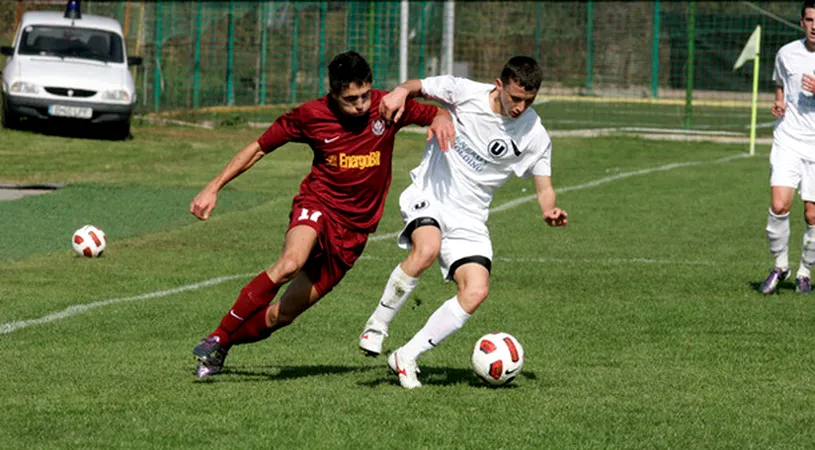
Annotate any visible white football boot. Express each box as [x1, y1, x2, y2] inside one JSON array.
[[387, 349, 421, 389], [359, 326, 387, 357]]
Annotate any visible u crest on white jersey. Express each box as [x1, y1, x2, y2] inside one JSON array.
[[488, 139, 508, 157]]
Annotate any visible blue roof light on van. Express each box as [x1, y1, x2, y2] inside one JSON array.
[[64, 0, 81, 20]]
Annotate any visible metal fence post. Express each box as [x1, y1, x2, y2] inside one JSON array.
[[290, 8, 299, 103], [535, 2, 542, 63], [226, 0, 235, 106], [585, 0, 594, 96], [318, 1, 327, 97], [259, 1, 269, 105], [154, 0, 162, 112], [684, 1, 696, 130], [651, 0, 660, 98], [193, 1, 202, 108]]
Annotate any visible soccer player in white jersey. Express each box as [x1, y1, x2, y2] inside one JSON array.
[[357, 56, 568, 388], [760, 0, 815, 295]]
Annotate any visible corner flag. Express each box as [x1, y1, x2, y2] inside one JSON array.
[[733, 25, 762, 156], [734, 25, 761, 70]]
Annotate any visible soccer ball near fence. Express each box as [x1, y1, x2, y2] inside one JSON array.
[[472, 332, 524, 386], [72, 225, 106, 257]]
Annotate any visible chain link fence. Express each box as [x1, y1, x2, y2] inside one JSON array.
[[1, 1, 806, 131]]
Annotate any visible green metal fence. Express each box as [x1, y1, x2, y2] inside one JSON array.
[[1, 1, 806, 132]]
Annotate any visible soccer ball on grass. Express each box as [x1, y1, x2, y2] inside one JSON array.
[[472, 332, 524, 386], [72, 225, 107, 257]]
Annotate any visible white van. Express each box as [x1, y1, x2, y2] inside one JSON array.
[[1, 1, 141, 139]]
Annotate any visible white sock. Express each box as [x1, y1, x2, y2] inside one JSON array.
[[399, 297, 471, 361], [798, 223, 815, 279], [766, 209, 790, 270], [365, 264, 419, 332]]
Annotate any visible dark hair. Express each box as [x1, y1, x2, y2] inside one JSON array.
[[500, 56, 543, 91], [328, 51, 373, 93], [803, 0, 815, 18]]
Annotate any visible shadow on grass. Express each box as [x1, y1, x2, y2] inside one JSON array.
[[192, 364, 379, 383], [359, 366, 538, 389], [191, 363, 536, 389]]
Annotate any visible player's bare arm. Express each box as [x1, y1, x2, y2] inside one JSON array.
[[190, 141, 266, 220], [534, 175, 568, 228], [427, 108, 455, 151], [803, 72, 815, 94], [771, 86, 786, 118], [380, 79, 424, 123]]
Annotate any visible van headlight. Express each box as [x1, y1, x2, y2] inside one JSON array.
[[10, 81, 40, 94], [101, 90, 131, 101]]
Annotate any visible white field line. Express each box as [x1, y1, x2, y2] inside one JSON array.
[[489, 152, 747, 214], [493, 256, 714, 266], [0, 153, 745, 335], [0, 274, 253, 335]]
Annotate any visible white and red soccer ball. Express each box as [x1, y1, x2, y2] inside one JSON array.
[[72, 225, 107, 257], [472, 332, 525, 386]]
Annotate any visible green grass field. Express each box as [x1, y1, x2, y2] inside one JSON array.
[[1, 121, 814, 449]]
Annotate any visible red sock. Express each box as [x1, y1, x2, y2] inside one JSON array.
[[212, 272, 279, 342], [207, 328, 231, 349], [229, 308, 274, 346]]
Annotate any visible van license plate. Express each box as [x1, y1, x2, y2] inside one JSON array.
[[48, 105, 93, 119]]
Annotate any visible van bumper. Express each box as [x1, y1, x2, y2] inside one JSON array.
[[3, 94, 134, 123]]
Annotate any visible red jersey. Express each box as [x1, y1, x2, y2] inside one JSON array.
[[257, 89, 438, 233]]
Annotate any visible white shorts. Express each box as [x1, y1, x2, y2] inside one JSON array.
[[770, 146, 815, 202], [397, 183, 493, 280]]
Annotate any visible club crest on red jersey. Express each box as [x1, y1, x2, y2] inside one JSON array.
[[372, 118, 386, 136]]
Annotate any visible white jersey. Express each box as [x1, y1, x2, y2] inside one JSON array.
[[773, 39, 815, 160], [409, 75, 552, 223]]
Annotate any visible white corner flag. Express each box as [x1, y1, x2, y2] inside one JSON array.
[[733, 25, 762, 156], [734, 25, 761, 70]]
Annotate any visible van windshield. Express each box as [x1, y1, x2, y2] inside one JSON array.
[[18, 25, 124, 63]]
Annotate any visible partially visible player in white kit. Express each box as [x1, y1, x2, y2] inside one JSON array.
[[760, 0, 815, 295], [358, 56, 568, 388]]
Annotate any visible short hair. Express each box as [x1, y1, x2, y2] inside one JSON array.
[[803, 0, 815, 18], [328, 51, 373, 94], [500, 56, 543, 92]]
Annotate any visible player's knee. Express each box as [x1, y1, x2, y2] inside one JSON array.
[[458, 283, 489, 306], [270, 255, 301, 283], [770, 199, 791, 215], [409, 242, 440, 269]]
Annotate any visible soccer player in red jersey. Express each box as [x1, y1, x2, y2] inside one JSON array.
[[189, 51, 455, 377]]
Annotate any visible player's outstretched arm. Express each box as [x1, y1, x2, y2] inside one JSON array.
[[190, 141, 266, 220], [381, 79, 424, 123], [534, 175, 568, 228], [771, 86, 786, 118]]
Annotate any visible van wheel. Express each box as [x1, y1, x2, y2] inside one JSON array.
[[109, 121, 131, 140], [1, 101, 19, 130]]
